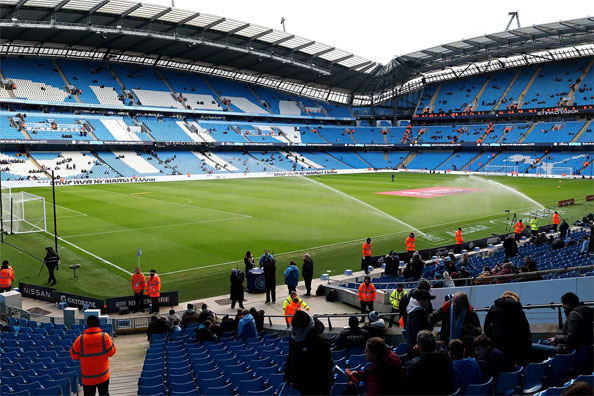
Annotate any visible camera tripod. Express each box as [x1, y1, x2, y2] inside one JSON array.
[[506, 212, 517, 232]]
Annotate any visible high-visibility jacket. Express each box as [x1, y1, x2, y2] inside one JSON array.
[[282, 295, 309, 314], [514, 222, 524, 234], [553, 213, 560, 225], [530, 218, 538, 230], [8, 266, 14, 282], [0, 268, 11, 288], [455, 230, 463, 245], [358, 282, 376, 302], [405, 237, 416, 252], [362, 242, 372, 257], [390, 289, 407, 309], [131, 272, 146, 293], [284, 302, 301, 325], [70, 327, 116, 386], [146, 274, 161, 298]]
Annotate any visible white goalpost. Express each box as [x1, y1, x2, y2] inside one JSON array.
[[1, 187, 47, 234], [482, 165, 518, 174], [535, 166, 574, 176]]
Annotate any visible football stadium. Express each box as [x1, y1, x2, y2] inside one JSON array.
[[0, 1, 592, 395]]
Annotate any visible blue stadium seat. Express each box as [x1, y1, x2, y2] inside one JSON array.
[[228, 371, 254, 385], [495, 365, 523, 395], [549, 350, 577, 386], [266, 373, 285, 389], [573, 375, 594, 387], [138, 384, 167, 396], [138, 375, 164, 387], [464, 376, 493, 395], [331, 382, 349, 395], [198, 375, 227, 390], [237, 378, 264, 394], [168, 381, 198, 394], [247, 387, 276, 396], [522, 362, 548, 393], [205, 383, 234, 396], [347, 354, 367, 369], [538, 386, 566, 396], [255, 366, 278, 380]]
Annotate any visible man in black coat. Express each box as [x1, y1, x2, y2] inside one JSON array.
[[302, 253, 314, 296], [229, 269, 245, 309], [44, 247, 60, 285], [559, 220, 569, 239], [146, 315, 173, 341], [503, 235, 518, 261], [484, 291, 532, 366], [263, 256, 276, 304], [285, 310, 334, 395], [336, 315, 370, 350], [405, 330, 455, 395]]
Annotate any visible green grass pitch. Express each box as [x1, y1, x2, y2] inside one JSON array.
[[2, 173, 592, 302]]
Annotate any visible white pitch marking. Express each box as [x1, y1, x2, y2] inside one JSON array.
[[45, 202, 88, 216]]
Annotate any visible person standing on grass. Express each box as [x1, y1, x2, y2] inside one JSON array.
[[405, 233, 416, 264], [302, 253, 314, 296], [362, 238, 372, 274], [70, 315, 116, 396], [552, 211, 560, 232], [454, 228, 463, 254], [131, 266, 145, 312], [514, 219, 524, 241], [44, 247, 59, 285], [147, 269, 161, 314]]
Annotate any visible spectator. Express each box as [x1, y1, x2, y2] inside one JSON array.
[[167, 309, 178, 327], [503, 235, 518, 261], [198, 304, 214, 323], [474, 335, 512, 381], [484, 291, 532, 366], [181, 306, 199, 328], [283, 261, 300, 294], [249, 307, 265, 332], [532, 292, 593, 358], [559, 219, 569, 239], [171, 319, 182, 333], [146, 315, 172, 342], [285, 310, 334, 395], [449, 339, 482, 392], [229, 268, 245, 309], [358, 276, 376, 323], [363, 311, 387, 339], [474, 266, 492, 285], [195, 320, 218, 344], [492, 262, 513, 284], [262, 254, 276, 304], [302, 253, 314, 296], [349, 337, 404, 395], [430, 292, 482, 356], [405, 330, 455, 395], [244, 250, 255, 273], [400, 278, 431, 330], [384, 251, 395, 277], [70, 315, 116, 396], [455, 266, 470, 287], [580, 235, 589, 254], [403, 252, 424, 280], [404, 287, 434, 353], [336, 315, 370, 350], [237, 309, 258, 340], [443, 271, 455, 288]]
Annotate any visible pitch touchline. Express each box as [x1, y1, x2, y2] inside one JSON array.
[[92, 187, 250, 218], [61, 215, 251, 238], [43, 230, 132, 276]]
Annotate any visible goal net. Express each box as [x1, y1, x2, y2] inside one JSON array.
[[482, 165, 518, 174], [535, 166, 574, 177], [1, 188, 47, 234]]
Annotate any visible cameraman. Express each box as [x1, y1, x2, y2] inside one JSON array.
[[44, 247, 60, 285]]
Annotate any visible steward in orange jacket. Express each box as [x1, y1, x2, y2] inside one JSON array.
[[454, 228, 464, 254], [361, 238, 372, 274], [284, 298, 302, 326], [147, 270, 161, 314], [405, 233, 416, 263], [552, 212, 560, 232], [514, 220, 524, 241], [358, 276, 376, 323], [70, 315, 116, 394], [131, 267, 146, 313], [0, 261, 12, 292]]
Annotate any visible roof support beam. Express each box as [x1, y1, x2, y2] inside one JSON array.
[[330, 54, 354, 65], [290, 41, 315, 52], [202, 17, 226, 30], [226, 23, 250, 36], [271, 35, 294, 46], [310, 47, 335, 57], [135, 7, 172, 29], [248, 29, 273, 41]]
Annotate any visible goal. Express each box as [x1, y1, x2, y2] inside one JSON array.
[[482, 165, 518, 174], [535, 166, 573, 177], [1, 188, 47, 234]]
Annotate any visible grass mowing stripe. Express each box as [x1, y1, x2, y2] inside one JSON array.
[[61, 215, 251, 238]]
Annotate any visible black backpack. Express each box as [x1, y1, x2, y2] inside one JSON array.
[[316, 284, 325, 296], [326, 289, 337, 302]]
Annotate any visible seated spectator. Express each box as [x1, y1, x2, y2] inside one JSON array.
[[449, 339, 482, 392], [532, 292, 593, 358], [474, 335, 512, 381], [430, 292, 482, 356], [442, 271, 455, 288], [484, 291, 531, 366], [405, 330, 455, 395], [285, 310, 334, 395], [167, 309, 178, 327], [195, 320, 218, 344], [580, 235, 589, 254], [475, 266, 492, 285], [181, 306, 199, 328], [198, 303, 214, 323], [250, 307, 265, 332], [337, 315, 370, 350], [492, 262, 513, 284], [349, 337, 404, 395], [146, 315, 172, 342], [237, 309, 258, 340], [363, 311, 386, 339], [171, 319, 182, 333], [455, 266, 470, 286]]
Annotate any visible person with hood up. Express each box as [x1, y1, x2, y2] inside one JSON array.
[[405, 287, 434, 353], [484, 291, 531, 366], [283, 261, 300, 294], [237, 309, 258, 340], [284, 310, 334, 395], [430, 291, 482, 357], [363, 311, 387, 339], [348, 337, 404, 395], [399, 278, 432, 330]]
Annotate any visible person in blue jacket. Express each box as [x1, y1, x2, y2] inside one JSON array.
[[284, 261, 300, 294], [237, 309, 258, 340]]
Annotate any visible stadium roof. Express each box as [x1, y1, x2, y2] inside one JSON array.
[[0, 0, 592, 105]]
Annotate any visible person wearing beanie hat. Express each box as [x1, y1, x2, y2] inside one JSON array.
[[285, 310, 334, 395], [363, 311, 387, 339], [399, 278, 432, 330], [358, 276, 376, 323], [533, 292, 593, 358], [70, 315, 116, 395], [336, 315, 370, 349]]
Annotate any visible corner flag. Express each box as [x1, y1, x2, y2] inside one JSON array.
[[137, 247, 142, 257]]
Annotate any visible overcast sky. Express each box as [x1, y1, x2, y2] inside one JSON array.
[[145, 0, 593, 64]]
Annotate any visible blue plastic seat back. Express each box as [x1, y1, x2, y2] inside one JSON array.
[[168, 380, 198, 394], [464, 376, 493, 396], [198, 375, 226, 390], [495, 367, 522, 395], [237, 377, 264, 394], [205, 383, 234, 396], [138, 384, 166, 396], [549, 351, 577, 386]]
